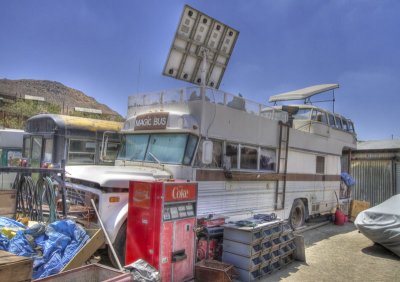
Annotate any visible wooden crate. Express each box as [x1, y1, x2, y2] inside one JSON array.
[[0, 250, 33, 282], [34, 264, 130, 282], [349, 200, 370, 221], [195, 259, 237, 282], [0, 190, 17, 217]]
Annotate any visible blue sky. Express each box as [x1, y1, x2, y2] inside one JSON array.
[[1, 0, 400, 140]]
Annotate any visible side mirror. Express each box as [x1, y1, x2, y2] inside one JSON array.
[[101, 131, 118, 162], [201, 140, 213, 165], [100, 135, 108, 161]]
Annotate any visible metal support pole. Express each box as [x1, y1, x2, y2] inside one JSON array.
[[91, 199, 124, 271], [60, 159, 67, 218]]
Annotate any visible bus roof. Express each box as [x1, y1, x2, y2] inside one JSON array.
[[26, 114, 123, 132]]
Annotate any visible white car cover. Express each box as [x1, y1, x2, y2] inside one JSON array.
[[354, 194, 400, 257]]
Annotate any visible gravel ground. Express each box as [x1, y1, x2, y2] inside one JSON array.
[[263, 222, 400, 282]]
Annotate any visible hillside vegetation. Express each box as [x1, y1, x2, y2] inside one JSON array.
[[0, 79, 124, 129]]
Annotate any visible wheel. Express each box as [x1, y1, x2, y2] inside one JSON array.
[[289, 199, 306, 229], [108, 221, 126, 268]]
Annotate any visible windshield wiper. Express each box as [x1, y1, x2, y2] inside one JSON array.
[[147, 152, 161, 165]]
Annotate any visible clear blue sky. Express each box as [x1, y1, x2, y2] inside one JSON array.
[[1, 0, 400, 140]]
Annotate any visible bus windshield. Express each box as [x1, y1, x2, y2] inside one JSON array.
[[117, 133, 198, 165]]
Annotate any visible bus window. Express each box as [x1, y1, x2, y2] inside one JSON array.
[[348, 121, 355, 133], [43, 138, 53, 163], [23, 136, 31, 159], [260, 148, 276, 171], [31, 136, 43, 167], [7, 150, 22, 166], [183, 135, 198, 165], [335, 115, 343, 129], [226, 143, 238, 169], [342, 119, 349, 131], [240, 145, 258, 170], [293, 108, 312, 120], [68, 139, 96, 164], [311, 109, 328, 125], [145, 134, 187, 164], [0, 149, 20, 166], [328, 113, 336, 127]]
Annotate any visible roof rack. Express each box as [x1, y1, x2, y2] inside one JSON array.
[[269, 84, 339, 103]]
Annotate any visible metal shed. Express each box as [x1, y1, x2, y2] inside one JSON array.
[[351, 140, 400, 206]]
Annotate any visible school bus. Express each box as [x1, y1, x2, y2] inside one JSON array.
[[23, 114, 123, 168]]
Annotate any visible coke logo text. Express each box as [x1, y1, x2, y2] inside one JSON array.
[[172, 186, 189, 199]]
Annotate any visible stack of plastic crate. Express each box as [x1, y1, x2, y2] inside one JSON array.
[[222, 219, 296, 281]]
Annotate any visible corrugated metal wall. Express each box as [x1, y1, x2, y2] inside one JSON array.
[[351, 158, 394, 206]]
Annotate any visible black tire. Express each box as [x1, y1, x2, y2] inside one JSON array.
[[108, 221, 127, 268], [289, 199, 306, 229]]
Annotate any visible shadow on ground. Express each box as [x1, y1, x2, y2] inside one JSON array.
[[301, 221, 356, 248], [362, 243, 400, 261]]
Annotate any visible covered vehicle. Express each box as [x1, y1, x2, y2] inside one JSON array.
[[354, 194, 400, 257]]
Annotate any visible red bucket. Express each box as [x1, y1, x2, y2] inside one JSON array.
[[335, 209, 345, 225]]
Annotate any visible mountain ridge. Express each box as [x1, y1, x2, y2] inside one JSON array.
[[0, 78, 122, 117]]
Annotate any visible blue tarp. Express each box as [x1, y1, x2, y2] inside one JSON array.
[[341, 172, 356, 187], [0, 218, 90, 279]]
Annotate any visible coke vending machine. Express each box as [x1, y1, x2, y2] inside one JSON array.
[[126, 180, 197, 282]]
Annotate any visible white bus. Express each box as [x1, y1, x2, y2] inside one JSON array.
[[63, 85, 356, 263]]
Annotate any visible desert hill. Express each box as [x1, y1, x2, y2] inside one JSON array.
[[0, 78, 122, 117]]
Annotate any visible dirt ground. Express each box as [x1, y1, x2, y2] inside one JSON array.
[[263, 222, 400, 282]]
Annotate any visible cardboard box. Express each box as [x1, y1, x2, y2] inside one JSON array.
[[349, 200, 370, 221], [0, 190, 17, 217], [0, 250, 33, 282]]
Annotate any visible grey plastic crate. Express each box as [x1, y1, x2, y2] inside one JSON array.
[[222, 251, 262, 270], [261, 264, 273, 275], [280, 253, 294, 266], [271, 248, 284, 259], [261, 252, 272, 264], [261, 240, 273, 253], [235, 267, 262, 282], [280, 240, 296, 256], [262, 222, 281, 239], [270, 236, 283, 251], [281, 221, 292, 235], [287, 240, 296, 251], [270, 259, 283, 272], [223, 226, 263, 244], [223, 239, 262, 257], [281, 232, 295, 242]]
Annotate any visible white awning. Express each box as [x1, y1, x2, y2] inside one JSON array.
[[269, 84, 339, 102]]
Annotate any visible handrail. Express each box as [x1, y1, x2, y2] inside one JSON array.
[[128, 86, 288, 122]]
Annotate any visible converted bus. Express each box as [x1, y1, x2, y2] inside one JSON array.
[[63, 84, 356, 263], [23, 114, 122, 168]]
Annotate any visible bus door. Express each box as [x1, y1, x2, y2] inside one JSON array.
[[23, 135, 54, 168]]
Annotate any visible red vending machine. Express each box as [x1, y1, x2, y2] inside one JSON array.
[[126, 180, 197, 282]]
